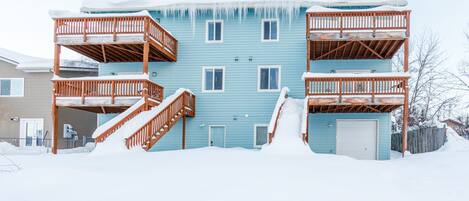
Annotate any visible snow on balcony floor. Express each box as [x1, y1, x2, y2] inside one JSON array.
[[55, 96, 141, 107]]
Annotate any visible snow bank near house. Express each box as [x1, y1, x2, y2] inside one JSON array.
[[439, 128, 469, 152], [0, 142, 47, 155], [262, 98, 312, 155], [92, 89, 193, 154]]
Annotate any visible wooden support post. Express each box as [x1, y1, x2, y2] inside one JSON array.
[[306, 14, 311, 72], [53, 45, 61, 76], [143, 42, 150, 74], [52, 44, 61, 155], [182, 115, 186, 150], [402, 36, 410, 157], [52, 105, 58, 154]]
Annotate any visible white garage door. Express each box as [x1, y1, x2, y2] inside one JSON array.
[[336, 120, 378, 160]]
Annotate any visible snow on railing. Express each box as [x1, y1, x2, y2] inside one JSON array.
[[268, 87, 289, 144]]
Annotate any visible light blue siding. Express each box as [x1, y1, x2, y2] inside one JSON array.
[[99, 9, 308, 151], [308, 113, 392, 160], [96, 8, 395, 159]]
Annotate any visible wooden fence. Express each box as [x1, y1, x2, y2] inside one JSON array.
[[391, 126, 447, 154]]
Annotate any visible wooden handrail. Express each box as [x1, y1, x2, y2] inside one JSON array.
[[308, 11, 410, 34], [305, 76, 408, 98], [125, 91, 195, 150], [54, 15, 178, 55], [53, 79, 164, 103]]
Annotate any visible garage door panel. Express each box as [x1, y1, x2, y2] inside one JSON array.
[[337, 120, 377, 160]]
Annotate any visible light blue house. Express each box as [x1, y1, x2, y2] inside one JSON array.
[[50, 0, 411, 160]]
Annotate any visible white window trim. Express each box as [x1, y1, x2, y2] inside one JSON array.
[[202, 66, 225, 93], [208, 125, 227, 147], [0, 78, 24, 97], [261, 19, 279, 42], [205, 20, 224, 44], [253, 124, 269, 148], [257, 65, 281, 92], [335, 119, 380, 160]]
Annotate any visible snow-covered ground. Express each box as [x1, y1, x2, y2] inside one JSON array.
[[1, 129, 468, 201]]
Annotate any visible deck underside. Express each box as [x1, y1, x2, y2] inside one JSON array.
[[57, 35, 176, 62], [308, 96, 404, 113], [55, 96, 140, 113], [310, 31, 405, 60]]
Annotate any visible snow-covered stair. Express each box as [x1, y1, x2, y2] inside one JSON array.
[[93, 89, 195, 154], [263, 88, 311, 155]]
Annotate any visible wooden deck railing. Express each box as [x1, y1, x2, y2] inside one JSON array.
[[125, 91, 195, 150], [53, 79, 164, 103], [54, 15, 177, 54], [308, 10, 410, 35], [305, 76, 408, 101]]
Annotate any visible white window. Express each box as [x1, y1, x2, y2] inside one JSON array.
[[206, 20, 223, 43], [0, 78, 24, 97], [258, 65, 281, 92], [262, 19, 279, 41], [202, 66, 225, 92], [254, 124, 269, 148]]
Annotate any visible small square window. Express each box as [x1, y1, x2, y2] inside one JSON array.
[[258, 66, 280, 92], [254, 125, 268, 148], [206, 20, 223, 43], [262, 19, 279, 41], [0, 78, 24, 97], [203, 67, 225, 92]]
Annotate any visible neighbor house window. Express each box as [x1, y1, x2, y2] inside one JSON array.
[[254, 125, 268, 148], [203, 66, 225, 92], [262, 19, 279, 41], [258, 65, 280, 91], [0, 78, 24, 97], [206, 20, 223, 43]]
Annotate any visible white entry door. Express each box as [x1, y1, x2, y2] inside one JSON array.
[[19, 118, 45, 147], [336, 120, 378, 160]]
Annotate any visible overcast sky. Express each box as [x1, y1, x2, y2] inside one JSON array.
[[0, 0, 468, 72]]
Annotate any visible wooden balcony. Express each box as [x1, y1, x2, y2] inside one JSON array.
[[307, 10, 410, 60], [305, 73, 409, 113], [53, 78, 164, 113], [53, 14, 177, 62]]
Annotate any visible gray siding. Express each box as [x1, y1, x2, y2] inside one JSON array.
[[0, 60, 97, 149]]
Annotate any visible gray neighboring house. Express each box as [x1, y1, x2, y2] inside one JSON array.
[[0, 47, 98, 149]]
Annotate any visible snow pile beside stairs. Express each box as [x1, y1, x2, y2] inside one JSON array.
[[262, 98, 312, 155]]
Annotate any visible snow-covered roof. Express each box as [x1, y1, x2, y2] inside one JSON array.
[[307, 5, 410, 13], [49, 10, 151, 19], [0, 48, 42, 65], [80, 0, 408, 12], [51, 74, 150, 81], [0, 47, 97, 73], [302, 72, 410, 80]]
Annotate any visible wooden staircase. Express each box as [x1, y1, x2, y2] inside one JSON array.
[[94, 90, 195, 151], [126, 91, 195, 151]]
